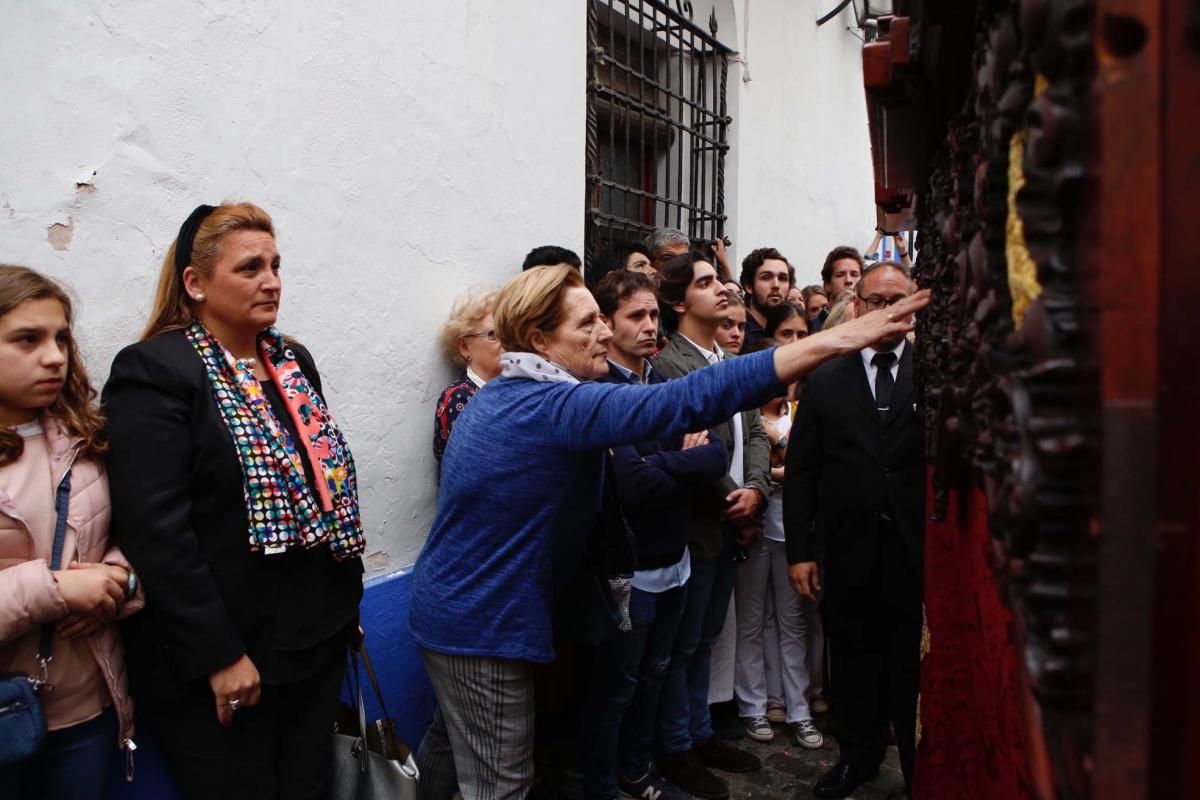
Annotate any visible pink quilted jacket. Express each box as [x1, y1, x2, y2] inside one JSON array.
[[0, 416, 142, 751]]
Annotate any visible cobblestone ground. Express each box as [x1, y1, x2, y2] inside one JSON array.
[[722, 711, 907, 799], [540, 707, 906, 800]]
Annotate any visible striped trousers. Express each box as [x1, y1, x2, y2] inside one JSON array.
[[416, 649, 536, 800]]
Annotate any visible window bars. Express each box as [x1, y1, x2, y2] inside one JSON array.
[[585, 0, 733, 265]]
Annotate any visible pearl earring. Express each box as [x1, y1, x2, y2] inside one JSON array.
[[194, 293, 205, 301]]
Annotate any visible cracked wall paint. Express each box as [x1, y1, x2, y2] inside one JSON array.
[[47, 217, 75, 251]]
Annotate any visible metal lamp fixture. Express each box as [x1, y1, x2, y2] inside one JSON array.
[[855, 0, 894, 23]]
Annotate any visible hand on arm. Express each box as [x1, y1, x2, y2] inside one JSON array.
[[53, 562, 127, 619], [723, 486, 763, 524], [54, 563, 133, 638]]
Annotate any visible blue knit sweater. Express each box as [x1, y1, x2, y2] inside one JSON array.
[[408, 348, 784, 663]]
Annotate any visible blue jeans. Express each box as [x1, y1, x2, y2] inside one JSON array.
[[658, 553, 737, 753], [582, 585, 688, 800], [0, 705, 117, 800]]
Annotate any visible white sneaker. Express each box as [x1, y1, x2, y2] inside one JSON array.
[[743, 715, 774, 742], [791, 719, 824, 749]]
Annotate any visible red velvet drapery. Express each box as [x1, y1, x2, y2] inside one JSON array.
[[914, 471, 1036, 798]]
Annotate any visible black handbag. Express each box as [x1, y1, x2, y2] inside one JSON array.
[[0, 470, 72, 766]]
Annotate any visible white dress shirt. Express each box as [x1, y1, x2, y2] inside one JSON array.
[[860, 339, 906, 404], [676, 333, 744, 487], [465, 365, 487, 389]]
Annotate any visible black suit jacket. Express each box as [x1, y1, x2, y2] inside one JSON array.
[[783, 345, 924, 623], [103, 330, 363, 695]]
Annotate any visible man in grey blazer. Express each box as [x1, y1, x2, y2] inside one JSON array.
[[651, 249, 771, 800]]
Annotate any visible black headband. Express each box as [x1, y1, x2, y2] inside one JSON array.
[[174, 204, 217, 276]]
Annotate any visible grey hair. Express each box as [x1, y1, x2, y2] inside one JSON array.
[[645, 227, 691, 255]]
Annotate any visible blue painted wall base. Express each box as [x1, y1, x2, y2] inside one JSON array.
[[109, 566, 434, 798]]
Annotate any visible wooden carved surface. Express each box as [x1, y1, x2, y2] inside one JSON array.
[[910, 0, 1099, 796]]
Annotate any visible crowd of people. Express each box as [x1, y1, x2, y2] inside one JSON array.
[[0, 205, 926, 800], [423, 228, 928, 800]]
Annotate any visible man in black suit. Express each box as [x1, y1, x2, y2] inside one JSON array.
[[783, 261, 924, 799]]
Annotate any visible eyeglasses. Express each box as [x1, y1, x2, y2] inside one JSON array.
[[463, 330, 498, 342], [860, 295, 908, 312]]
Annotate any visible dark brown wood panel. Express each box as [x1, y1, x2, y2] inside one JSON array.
[[1149, 0, 1200, 795]]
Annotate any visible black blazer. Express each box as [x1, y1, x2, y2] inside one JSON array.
[[783, 345, 925, 619], [103, 330, 363, 696]]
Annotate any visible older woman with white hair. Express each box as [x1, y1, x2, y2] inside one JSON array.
[[409, 264, 928, 800], [433, 287, 501, 464]]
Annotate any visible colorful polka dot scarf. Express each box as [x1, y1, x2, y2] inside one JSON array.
[[185, 323, 365, 561]]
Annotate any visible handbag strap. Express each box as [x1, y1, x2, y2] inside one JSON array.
[[36, 470, 73, 682], [357, 641, 395, 727], [348, 647, 370, 773]]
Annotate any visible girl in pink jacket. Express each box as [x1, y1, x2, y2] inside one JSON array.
[[0, 265, 141, 800]]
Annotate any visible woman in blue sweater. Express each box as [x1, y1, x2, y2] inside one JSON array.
[[409, 264, 928, 800]]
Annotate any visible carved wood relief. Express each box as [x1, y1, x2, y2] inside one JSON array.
[[907, 1, 1099, 796]]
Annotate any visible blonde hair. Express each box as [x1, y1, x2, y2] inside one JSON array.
[[440, 287, 499, 367], [142, 203, 276, 341], [823, 297, 855, 329], [0, 265, 106, 465], [493, 265, 584, 353]]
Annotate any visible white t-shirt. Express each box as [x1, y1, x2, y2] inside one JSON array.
[[762, 412, 792, 542]]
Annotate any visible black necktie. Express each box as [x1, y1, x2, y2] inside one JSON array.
[[872, 352, 897, 418]]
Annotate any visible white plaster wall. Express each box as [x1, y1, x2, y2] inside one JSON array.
[[0, 0, 585, 575], [724, 0, 875, 286], [0, 0, 873, 575]]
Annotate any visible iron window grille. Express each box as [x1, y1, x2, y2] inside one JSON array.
[[585, 0, 733, 267]]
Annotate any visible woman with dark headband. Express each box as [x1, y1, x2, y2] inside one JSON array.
[[103, 203, 364, 799]]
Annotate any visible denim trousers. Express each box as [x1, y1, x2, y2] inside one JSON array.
[[657, 553, 737, 753], [0, 705, 118, 800], [581, 584, 688, 800]]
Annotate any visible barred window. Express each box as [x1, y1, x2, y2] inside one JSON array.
[[585, 0, 733, 267]]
